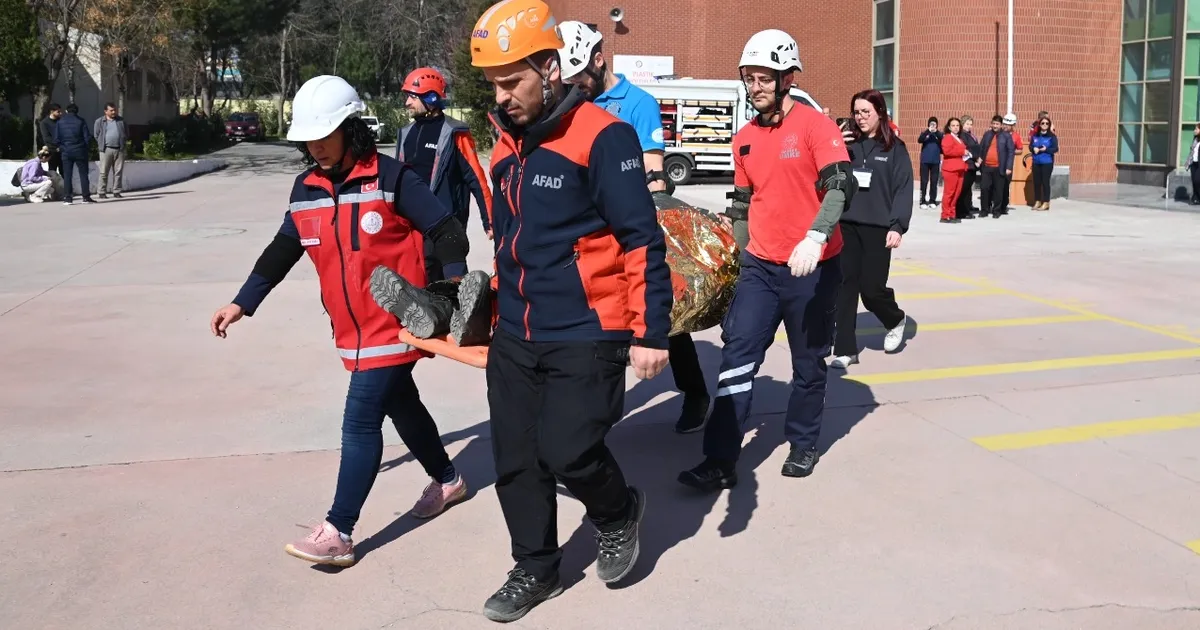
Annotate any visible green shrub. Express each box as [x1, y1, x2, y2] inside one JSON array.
[[143, 131, 169, 159], [0, 114, 35, 159], [368, 96, 410, 144]]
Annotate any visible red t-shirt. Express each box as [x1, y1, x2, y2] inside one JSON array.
[[734, 104, 848, 264]]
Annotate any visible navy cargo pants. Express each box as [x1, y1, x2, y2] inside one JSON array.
[[702, 250, 842, 462]]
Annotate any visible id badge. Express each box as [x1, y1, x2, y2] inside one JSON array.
[[853, 168, 872, 189]]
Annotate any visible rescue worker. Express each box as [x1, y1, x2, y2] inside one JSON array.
[[209, 75, 472, 568], [468, 0, 673, 621], [557, 20, 710, 434], [396, 67, 494, 281], [679, 29, 855, 491]]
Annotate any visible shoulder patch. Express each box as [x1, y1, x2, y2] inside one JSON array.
[[739, 145, 751, 156]]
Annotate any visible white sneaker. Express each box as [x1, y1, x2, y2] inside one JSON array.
[[830, 355, 859, 369], [883, 316, 907, 352]]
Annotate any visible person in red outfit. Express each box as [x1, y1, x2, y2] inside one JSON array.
[[939, 117, 969, 224]]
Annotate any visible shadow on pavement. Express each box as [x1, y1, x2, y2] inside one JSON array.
[[852, 312, 921, 353]]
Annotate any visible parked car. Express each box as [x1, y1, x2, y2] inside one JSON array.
[[225, 112, 265, 142], [361, 116, 384, 140]]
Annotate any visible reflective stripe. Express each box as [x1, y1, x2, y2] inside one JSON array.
[[718, 363, 756, 383], [715, 382, 753, 398], [337, 343, 413, 360], [289, 198, 335, 213], [339, 190, 394, 204]]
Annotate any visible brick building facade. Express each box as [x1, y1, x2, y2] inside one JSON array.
[[546, 0, 1167, 185]]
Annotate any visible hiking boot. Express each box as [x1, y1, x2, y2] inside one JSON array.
[[781, 446, 820, 478], [483, 569, 563, 623], [594, 486, 645, 584], [410, 474, 468, 519], [284, 521, 355, 567], [678, 458, 738, 492], [673, 394, 710, 434], [451, 270, 494, 347], [370, 266, 453, 339]]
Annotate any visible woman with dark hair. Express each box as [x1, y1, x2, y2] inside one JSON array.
[[916, 116, 942, 209], [1028, 116, 1059, 210], [957, 115, 981, 219], [939, 117, 968, 224], [830, 89, 913, 368]]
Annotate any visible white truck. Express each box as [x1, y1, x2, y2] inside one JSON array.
[[641, 79, 823, 185]]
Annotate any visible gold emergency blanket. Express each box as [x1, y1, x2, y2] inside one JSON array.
[[654, 194, 740, 336]]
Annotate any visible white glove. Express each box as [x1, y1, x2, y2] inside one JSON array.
[[787, 234, 824, 277]]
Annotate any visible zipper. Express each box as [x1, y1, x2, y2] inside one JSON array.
[[505, 157, 532, 340], [350, 202, 361, 251], [330, 187, 363, 369], [564, 244, 579, 268]]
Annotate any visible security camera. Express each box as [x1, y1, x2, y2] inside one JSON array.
[[609, 7, 624, 22]]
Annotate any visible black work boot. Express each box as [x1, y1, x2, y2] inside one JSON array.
[[451, 270, 494, 347], [678, 458, 737, 492], [673, 394, 711, 434], [482, 568, 563, 623], [594, 486, 645, 584], [369, 266, 454, 339], [781, 446, 820, 478]]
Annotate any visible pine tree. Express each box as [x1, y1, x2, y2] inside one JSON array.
[[450, 0, 497, 149]]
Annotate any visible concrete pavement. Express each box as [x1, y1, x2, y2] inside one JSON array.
[[4, 142, 1200, 629]]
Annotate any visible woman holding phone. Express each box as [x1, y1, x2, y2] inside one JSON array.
[[939, 117, 968, 224], [831, 89, 913, 368]]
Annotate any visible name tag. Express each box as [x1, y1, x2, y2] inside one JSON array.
[[853, 168, 872, 189]]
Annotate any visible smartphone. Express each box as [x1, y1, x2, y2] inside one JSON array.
[[836, 117, 851, 131]]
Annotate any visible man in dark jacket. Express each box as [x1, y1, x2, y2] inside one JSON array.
[[37, 104, 63, 175], [976, 115, 1014, 218], [53, 103, 95, 205], [916, 117, 942, 208]]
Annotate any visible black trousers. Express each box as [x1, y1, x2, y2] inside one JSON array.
[[980, 166, 1005, 215], [956, 169, 977, 218], [1191, 164, 1200, 201], [919, 163, 940, 203], [833, 222, 905, 357], [487, 328, 633, 581], [1032, 163, 1053, 203], [668, 333, 708, 397]]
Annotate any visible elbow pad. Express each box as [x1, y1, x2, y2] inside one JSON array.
[[818, 161, 857, 208], [723, 186, 751, 220], [425, 216, 469, 266]]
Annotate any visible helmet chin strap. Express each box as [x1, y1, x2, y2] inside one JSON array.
[[526, 57, 560, 111]]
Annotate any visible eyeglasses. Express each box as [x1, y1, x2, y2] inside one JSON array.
[[852, 108, 874, 117], [1040, 122, 1050, 126], [741, 75, 776, 89]]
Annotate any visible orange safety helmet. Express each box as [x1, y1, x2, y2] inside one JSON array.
[[470, 0, 564, 68], [403, 67, 447, 99]]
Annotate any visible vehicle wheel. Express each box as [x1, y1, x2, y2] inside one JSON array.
[[664, 155, 693, 186]]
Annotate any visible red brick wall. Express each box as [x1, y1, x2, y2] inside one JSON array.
[[544, 0, 872, 116], [899, 0, 1121, 183]]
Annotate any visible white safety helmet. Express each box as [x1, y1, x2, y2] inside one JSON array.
[[558, 21, 604, 81], [739, 29, 802, 73], [286, 75, 366, 142], [1002, 113, 1017, 125]]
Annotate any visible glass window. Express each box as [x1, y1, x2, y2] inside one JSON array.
[[875, 0, 895, 41], [1146, 39, 1174, 80], [1123, 43, 1146, 81], [1145, 81, 1172, 121], [1184, 79, 1200, 121], [1121, 83, 1144, 122], [881, 91, 894, 116], [1144, 124, 1169, 162], [1125, 0, 1148, 41], [1119, 124, 1142, 162], [1179, 125, 1198, 165], [1149, 0, 1176, 38], [1187, 35, 1200, 76], [873, 44, 894, 90], [1190, 0, 1200, 31]]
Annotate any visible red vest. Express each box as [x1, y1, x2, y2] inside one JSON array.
[[290, 151, 429, 371]]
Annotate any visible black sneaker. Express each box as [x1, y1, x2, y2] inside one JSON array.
[[98, 193, 108, 199], [369, 266, 454, 339], [673, 394, 710, 434], [451, 270, 494, 347], [678, 458, 737, 492], [595, 486, 645, 584], [81, 197, 97, 204], [780, 446, 819, 478], [112, 193, 123, 198], [482, 568, 563, 623]]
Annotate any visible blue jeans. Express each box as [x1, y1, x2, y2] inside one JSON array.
[[61, 154, 90, 202], [325, 363, 456, 535], [703, 251, 842, 462]]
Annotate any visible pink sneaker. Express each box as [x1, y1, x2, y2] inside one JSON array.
[[411, 475, 468, 519], [284, 521, 355, 567]]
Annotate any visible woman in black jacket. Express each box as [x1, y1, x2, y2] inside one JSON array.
[[831, 89, 914, 368], [956, 115, 981, 219]]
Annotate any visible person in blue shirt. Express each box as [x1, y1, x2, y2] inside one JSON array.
[[558, 20, 711, 434], [1028, 115, 1059, 211]]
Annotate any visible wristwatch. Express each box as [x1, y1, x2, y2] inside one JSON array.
[[806, 230, 828, 244]]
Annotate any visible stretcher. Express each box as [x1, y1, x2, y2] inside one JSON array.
[[399, 329, 489, 369]]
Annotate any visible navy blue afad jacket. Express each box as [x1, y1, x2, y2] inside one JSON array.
[[487, 88, 673, 349], [54, 113, 92, 158], [396, 115, 493, 233], [979, 129, 1016, 172]]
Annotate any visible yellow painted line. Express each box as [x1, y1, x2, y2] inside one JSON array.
[[844, 347, 1200, 386], [775, 314, 1098, 341], [891, 263, 1200, 346], [888, 269, 934, 277], [1185, 540, 1200, 555], [972, 412, 1200, 451], [898, 289, 1004, 300]]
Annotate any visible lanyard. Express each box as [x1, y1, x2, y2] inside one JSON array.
[[858, 139, 878, 168]]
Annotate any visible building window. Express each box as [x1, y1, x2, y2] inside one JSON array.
[[148, 72, 161, 103], [1120, 0, 1174, 164], [872, 0, 897, 116], [1178, 0, 1200, 164]]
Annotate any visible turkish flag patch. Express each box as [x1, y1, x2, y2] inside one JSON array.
[[361, 179, 379, 193]]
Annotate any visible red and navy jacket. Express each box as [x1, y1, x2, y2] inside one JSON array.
[[488, 88, 673, 349], [233, 149, 457, 371]]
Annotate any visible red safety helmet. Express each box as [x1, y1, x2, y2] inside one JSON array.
[[403, 68, 447, 99]]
